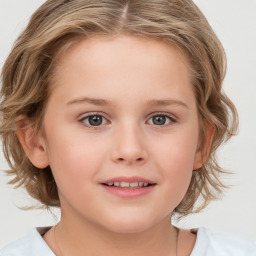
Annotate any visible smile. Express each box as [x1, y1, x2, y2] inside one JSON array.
[[100, 177, 157, 198], [103, 181, 151, 188]]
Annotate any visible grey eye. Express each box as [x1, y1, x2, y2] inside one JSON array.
[[152, 115, 167, 125], [148, 114, 175, 126], [82, 115, 107, 126], [88, 115, 103, 126]]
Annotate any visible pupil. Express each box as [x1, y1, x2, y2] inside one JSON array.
[[89, 115, 102, 126], [153, 115, 166, 125]]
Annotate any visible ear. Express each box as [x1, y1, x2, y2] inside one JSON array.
[[193, 121, 215, 170], [15, 116, 49, 169]]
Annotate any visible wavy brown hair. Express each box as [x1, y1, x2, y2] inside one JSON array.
[[0, 0, 238, 216]]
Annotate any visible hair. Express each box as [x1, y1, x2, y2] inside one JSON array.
[[0, 0, 238, 216]]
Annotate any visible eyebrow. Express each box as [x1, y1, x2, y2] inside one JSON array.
[[66, 97, 110, 106], [66, 97, 189, 109], [147, 99, 189, 109]]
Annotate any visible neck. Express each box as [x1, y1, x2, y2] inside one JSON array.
[[55, 214, 178, 256]]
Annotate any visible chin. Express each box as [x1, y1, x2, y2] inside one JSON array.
[[100, 215, 159, 234]]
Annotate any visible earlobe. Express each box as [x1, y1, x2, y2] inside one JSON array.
[[15, 117, 49, 169], [193, 121, 215, 170]]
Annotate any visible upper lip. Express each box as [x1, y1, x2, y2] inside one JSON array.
[[101, 176, 156, 184]]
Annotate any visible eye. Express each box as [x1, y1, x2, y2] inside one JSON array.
[[147, 114, 176, 126], [80, 114, 108, 127]]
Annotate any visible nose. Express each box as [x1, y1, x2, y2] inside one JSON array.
[[111, 124, 148, 165]]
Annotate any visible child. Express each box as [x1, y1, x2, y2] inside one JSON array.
[[0, 0, 255, 255]]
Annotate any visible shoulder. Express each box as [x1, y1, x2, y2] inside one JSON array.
[[0, 227, 55, 256], [191, 227, 256, 256]]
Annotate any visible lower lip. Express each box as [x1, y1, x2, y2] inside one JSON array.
[[100, 184, 156, 199]]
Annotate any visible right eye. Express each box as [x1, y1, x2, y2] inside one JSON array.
[[79, 114, 108, 127]]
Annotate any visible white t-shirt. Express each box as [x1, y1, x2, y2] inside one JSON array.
[[0, 227, 255, 255]]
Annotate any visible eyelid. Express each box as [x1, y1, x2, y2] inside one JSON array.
[[146, 112, 177, 126], [78, 112, 110, 128], [77, 111, 177, 128]]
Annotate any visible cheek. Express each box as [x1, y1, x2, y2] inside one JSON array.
[[44, 128, 106, 189], [152, 132, 198, 198], [153, 131, 198, 170], [46, 143, 103, 210]]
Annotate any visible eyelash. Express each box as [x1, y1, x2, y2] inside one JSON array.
[[147, 112, 177, 127], [78, 112, 109, 129], [78, 112, 177, 128]]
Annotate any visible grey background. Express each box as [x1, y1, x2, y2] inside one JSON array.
[[0, 0, 256, 247]]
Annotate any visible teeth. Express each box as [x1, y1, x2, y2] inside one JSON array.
[[105, 182, 150, 188], [130, 182, 139, 187], [120, 182, 129, 188]]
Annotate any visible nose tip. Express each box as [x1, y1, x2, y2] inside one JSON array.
[[111, 128, 148, 165], [112, 148, 148, 165]]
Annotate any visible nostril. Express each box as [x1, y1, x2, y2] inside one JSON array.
[[116, 157, 144, 163]]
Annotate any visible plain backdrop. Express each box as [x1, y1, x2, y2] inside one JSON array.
[[0, 0, 256, 248]]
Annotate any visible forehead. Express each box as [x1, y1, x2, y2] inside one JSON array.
[[47, 35, 196, 112], [56, 35, 189, 72]]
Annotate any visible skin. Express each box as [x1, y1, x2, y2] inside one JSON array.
[[17, 35, 213, 256]]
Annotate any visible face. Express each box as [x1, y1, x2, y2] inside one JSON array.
[[30, 36, 204, 233]]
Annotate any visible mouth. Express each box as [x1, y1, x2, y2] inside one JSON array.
[[100, 176, 156, 188], [100, 177, 157, 198], [102, 181, 155, 188]]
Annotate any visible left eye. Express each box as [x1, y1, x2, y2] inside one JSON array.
[[148, 114, 174, 126], [80, 115, 107, 126]]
